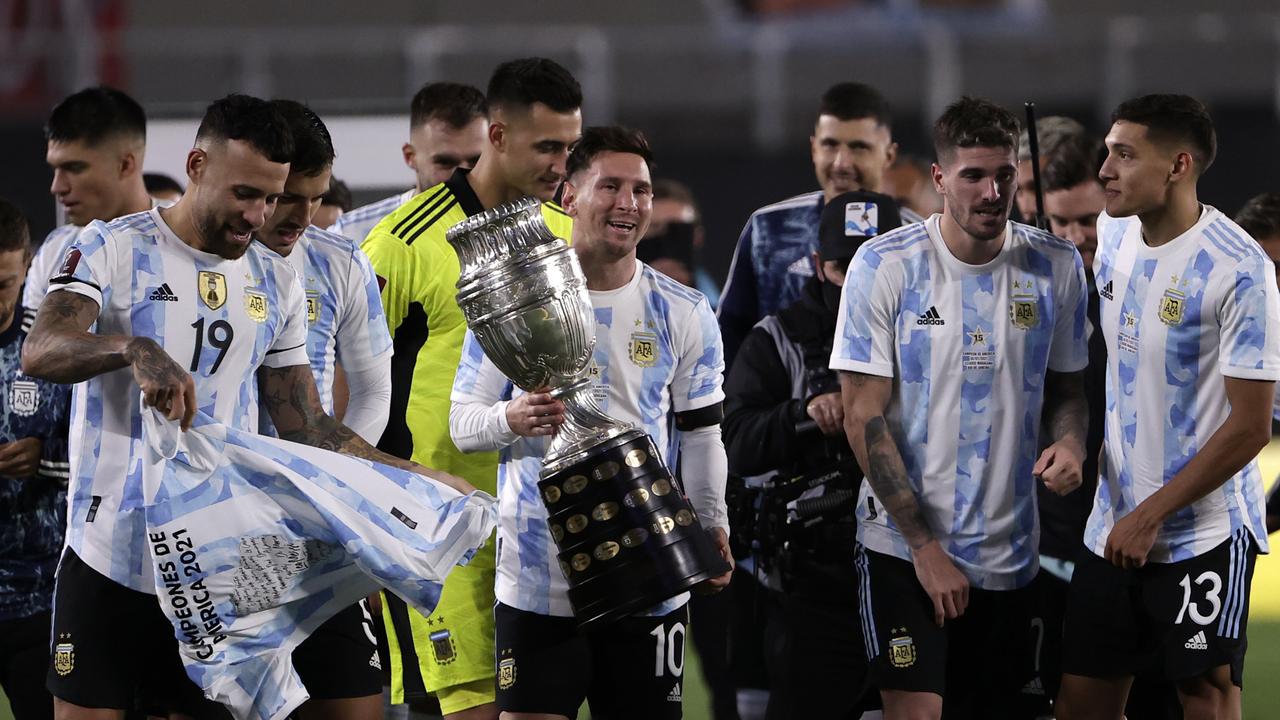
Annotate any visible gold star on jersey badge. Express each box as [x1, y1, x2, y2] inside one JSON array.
[[1123, 310, 1138, 328], [967, 327, 988, 345]]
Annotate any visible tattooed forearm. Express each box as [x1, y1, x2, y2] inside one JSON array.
[[22, 290, 131, 383], [1045, 371, 1087, 448], [864, 416, 935, 550], [260, 364, 420, 472]]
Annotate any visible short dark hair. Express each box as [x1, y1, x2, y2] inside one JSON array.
[[322, 177, 353, 212], [566, 126, 653, 181], [195, 94, 294, 165], [933, 96, 1020, 163], [1235, 192, 1280, 241], [818, 82, 892, 127], [0, 198, 30, 254], [45, 86, 146, 146], [410, 82, 488, 129], [487, 57, 582, 115], [143, 172, 184, 196], [1042, 133, 1104, 194], [1111, 94, 1217, 172], [653, 178, 699, 220], [270, 99, 334, 176]]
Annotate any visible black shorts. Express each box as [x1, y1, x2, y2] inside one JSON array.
[[293, 599, 384, 700], [45, 548, 228, 719], [854, 545, 1033, 716], [1062, 528, 1258, 686], [494, 602, 688, 719]]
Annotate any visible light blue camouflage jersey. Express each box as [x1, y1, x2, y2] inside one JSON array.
[[1088, 206, 1279, 562], [259, 226, 392, 440], [328, 189, 414, 244], [141, 408, 496, 720], [452, 260, 726, 617], [52, 208, 310, 592], [830, 215, 1089, 591]]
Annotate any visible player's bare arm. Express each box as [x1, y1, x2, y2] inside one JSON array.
[[257, 363, 475, 494], [1034, 370, 1087, 496], [840, 370, 969, 626], [24, 289, 198, 429], [1105, 376, 1273, 569]]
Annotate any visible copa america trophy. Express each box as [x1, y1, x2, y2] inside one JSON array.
[[447, 196, 730, 629]]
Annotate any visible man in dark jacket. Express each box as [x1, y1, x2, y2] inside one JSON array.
[[723, 191, 903, 720]]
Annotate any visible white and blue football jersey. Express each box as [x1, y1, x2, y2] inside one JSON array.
[[141, 407, 496, 720], [52, 208, 310, 592], [830, 215, 1089, 590], [328, 189, 414, 244], [278, 226, 392, 418], [1086, 206, 1279, 562], [24, 224, 80, 310], [451, 260, 726, 617]]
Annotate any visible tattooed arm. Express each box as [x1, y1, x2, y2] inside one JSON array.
[[839, 370, 969, 626], [23, 290, 198, 429], [1033, 370, 1087, 496], [258, 363, 475, 494]]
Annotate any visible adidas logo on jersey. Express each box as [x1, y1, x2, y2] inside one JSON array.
[[149, 283, 180, 302], [916, 306, 945, 325], [667, 681, 682, 702], [1099, 280, 1114, 300], [1185, 631, 1209, 650]]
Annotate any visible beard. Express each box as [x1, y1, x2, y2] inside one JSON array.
[[195, 209, 251, 260]]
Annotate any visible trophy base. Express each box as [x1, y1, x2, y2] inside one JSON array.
[[538, 433, 732, 632]]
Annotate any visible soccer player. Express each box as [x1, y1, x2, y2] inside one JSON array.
[[1043, 132, 1106, 270], [1235, 191, 1280, 288], [143, 172, 185, 204], [361, 58, 581, 720], [26, 87, 155, 310], [330, 82, 488, 244], [0, 198, 71, 720], [450, 125, 732, 720], [314, 176, 353, 231], [1014, 115, 1085, 223], [22, 93, 471, 720], [253, 99, 394, 718], [718, 81, 921, 367], [1057, 94, 1280, 720], [834, 97, 1089, 719]]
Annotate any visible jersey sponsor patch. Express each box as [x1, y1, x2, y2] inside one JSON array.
[[57, 248, 82, 278], [845, 201, 879, 236], [199, 271, 228, 310]]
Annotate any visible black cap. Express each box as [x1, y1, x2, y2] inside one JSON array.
[[818, 190, 903, 262]]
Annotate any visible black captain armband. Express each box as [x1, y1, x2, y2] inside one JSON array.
[[674, 402, 724, 431]]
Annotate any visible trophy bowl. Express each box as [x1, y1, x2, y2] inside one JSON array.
[[448, 197, 730, 629]]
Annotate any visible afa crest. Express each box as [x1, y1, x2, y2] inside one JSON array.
[[429, 629, 456, 665], [1009, 298, 1039, 330], [629, 332, 658, 368], [498, 656, 517, 690], [888, 628, 916, 668], [10, 378, 39, 416], [198, 271, 227, 310], [54, 637, 74, 676], [1159, 288, 1186, 326], [244, 291, 269, 323]]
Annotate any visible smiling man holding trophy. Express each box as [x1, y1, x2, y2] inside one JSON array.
[[448, 126, 732, 720]]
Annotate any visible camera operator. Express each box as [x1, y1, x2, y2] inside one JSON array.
[[723, 190, 902, 720]]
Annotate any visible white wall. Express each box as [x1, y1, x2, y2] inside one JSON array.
[[144, 115, 416, 191]]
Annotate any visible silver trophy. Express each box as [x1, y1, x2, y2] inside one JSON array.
[[448, 197, 729, 628]]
